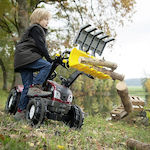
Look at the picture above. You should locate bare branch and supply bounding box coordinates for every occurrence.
[73,0,83,23]
[59,1,75,34]
[6,0,19,34]
[10,0,17,6]
[0,18,17,43]
[90,0,102,27]
[3,15,16,29]
[14,8,19,34]
[0,18,12,34]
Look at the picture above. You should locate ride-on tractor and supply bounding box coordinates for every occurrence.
[5,25,115,128]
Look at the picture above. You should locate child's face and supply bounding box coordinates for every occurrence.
[39,18,50,29]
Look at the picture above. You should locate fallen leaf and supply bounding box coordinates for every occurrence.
[35,131,46,138]
[9,134,19,139]
[95,140,102,150]
[28,142,34,147]
[0,134,4,141]
[0,111,4,115]
[57,145,65,150]
[22,125,32,130]
[108,123,113,126]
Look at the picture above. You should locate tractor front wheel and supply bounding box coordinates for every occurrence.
[26,97,45,127]
[64,105,84,129]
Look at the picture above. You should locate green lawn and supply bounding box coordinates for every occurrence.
[0,111,150,150]
[0,90,150,150]
[128,86,145,91]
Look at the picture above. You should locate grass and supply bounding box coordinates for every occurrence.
[128,86,145,93]
[128,86,148,100]
[0,90,9,110]
[0,90,150,150]
[128,86,144,91]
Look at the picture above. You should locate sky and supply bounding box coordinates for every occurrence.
[103,0,150,79]
[43,0,150,79]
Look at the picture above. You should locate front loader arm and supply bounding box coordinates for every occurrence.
[61,70,94,88]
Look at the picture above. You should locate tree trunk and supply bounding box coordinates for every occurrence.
[17,0,29,36]
[78,56,124,80]
[11,73,15,89]
[116,81,133,113]
[14,0,29,86]
[93,66,124,81]
[0,58,7,90]
[79,56,118,71]
[127,138,150,150]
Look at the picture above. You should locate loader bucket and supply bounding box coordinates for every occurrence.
[74,24,114,57]
[69,47,111,79]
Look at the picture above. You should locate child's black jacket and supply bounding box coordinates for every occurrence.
[14,24,52,72]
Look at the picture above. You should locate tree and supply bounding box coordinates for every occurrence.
[143,78,150,108]
[0,58,7,90]
[144,79,150,93]
[0,27,15,90]
[0,0,136,89]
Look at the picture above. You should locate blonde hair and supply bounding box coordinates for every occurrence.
[30,8,51,24]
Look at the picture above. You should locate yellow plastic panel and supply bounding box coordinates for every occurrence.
[69,48,111,79]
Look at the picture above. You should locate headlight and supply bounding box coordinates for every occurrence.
[54,90,61,99]
[67,95,73,103]
[50,86,54,92]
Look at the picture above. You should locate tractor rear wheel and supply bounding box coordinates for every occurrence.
[5,88,20,114]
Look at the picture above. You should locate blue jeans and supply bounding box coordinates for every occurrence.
[18,58,52,110]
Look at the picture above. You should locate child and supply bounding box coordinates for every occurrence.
[14,8,53,120]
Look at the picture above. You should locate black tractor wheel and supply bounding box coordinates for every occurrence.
[5,88,21,114]
[64,105,84,129]
[26,97,45,127]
